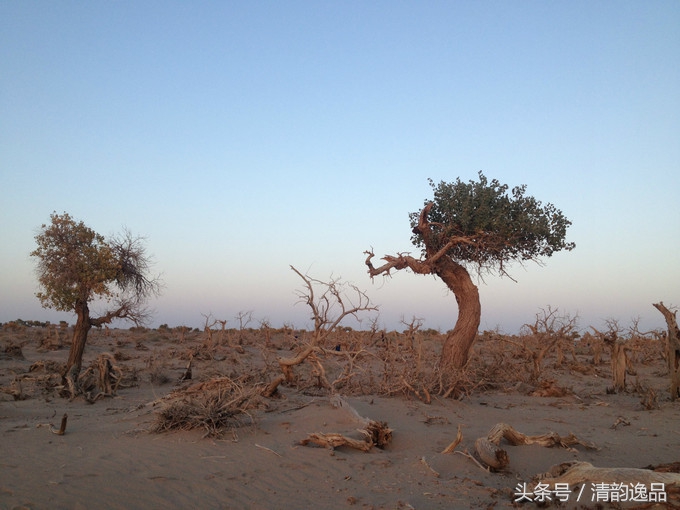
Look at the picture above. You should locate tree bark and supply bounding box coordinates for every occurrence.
[63,299,92,383]
[653,302,680,401]
[435,257,481,370]
[610,341,627,393]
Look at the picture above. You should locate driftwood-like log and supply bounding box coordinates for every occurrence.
[539,461,680,488]
[261,375,285,398]
[301,417,392,452]
[300,432,373,452]
[486,422,597,450]
[474,437,509,470]
[300,396,392,452]
[473,423,597,470]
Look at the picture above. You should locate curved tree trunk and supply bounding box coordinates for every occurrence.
[435,257,481,370]
[365,203,482,378]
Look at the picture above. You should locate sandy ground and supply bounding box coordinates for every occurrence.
[1,326,679,509]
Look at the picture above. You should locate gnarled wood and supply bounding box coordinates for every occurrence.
[365,204,481,372]
[486,422,597,449]
[475,437,509,470]
[300,432,373,451]
[473,423,596,471]
[539,461,680,487]
[653,302,680,400]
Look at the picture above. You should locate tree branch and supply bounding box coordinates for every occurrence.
[364,202,480,279]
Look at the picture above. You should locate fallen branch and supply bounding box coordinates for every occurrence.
[454,449,489,472]
[474,422,597,471]
[50,413,68,435]
[300,396,392,452]
[262,375,285,398]
[255,443,282,457]
[441,424,463,454]
[420,456,440,477]
[475,436,509,471]
[486,422,597,450]
[300,432,373,452]
[538,461,680,494]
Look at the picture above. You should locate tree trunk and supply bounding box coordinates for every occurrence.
[610,342,627,393]
[63,300,92,383]
[653,302,680,401]
[436,257,481,370]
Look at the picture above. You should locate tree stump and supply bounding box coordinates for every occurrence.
[653,302,680,400]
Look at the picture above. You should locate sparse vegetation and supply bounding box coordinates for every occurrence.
[1,309,671,409]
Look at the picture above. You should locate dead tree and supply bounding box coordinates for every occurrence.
[653,302,680,400]
[502,306,578,382]
[234,310,253,344]
[592,323,628,393]
[274,266,378,392]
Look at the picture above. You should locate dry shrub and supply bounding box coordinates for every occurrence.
[74,353,124,401]
[152,376,265,437]
[640,387,659,410]
[149,366,171,385]
[1,342,24,360]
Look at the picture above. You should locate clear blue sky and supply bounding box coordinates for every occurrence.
[1,1,678,334]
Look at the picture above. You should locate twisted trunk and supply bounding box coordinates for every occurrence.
[365,202,482,375]
[365,251,481,372]
[435,257,481,370]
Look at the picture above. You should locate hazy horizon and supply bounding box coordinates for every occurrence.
[2,2,678,336]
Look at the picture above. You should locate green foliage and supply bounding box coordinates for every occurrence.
[31,213,120,312]
[409,172,575,274]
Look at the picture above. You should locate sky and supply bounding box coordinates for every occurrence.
[1,1,679,335]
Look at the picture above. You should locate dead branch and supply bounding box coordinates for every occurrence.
[485,422,597,449]
[474,422,597,471]
[475,436,509,471]
[300,432,372,451]
[538,461,680,487]
[441,424,463,454]
[152,376,264,438]
[299,396,393,451]
[276,267,377,389]
[50,413,68,435]
[262,375,285,398]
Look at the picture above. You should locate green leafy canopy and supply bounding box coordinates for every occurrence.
[409,172,575,274]
[31,213,120,311]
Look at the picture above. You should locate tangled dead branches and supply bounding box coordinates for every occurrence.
[152,376,265,438]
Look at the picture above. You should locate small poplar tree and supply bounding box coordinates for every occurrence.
[31,212,161,391]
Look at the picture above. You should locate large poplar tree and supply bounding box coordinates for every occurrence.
[365,172,575,377]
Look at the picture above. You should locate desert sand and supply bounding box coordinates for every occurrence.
[1,323,679,509]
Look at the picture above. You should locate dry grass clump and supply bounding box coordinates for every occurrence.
[152,376,265,437]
